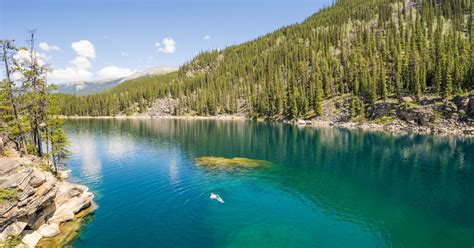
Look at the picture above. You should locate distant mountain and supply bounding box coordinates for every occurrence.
[55,66,179,96]
[54,78,124,96]
[118,66,178,83]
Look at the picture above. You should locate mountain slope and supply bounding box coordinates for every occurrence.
[58,0,473,121]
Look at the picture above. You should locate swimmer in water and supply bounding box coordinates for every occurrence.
[210,193,224,203]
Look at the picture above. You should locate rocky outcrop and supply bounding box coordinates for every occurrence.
[367,102,394,119]
[147,98,179,117]
[310,94,474,137]
[0,156,95,247]
[397,104,432,126]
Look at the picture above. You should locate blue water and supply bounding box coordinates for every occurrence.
[64,119,474,248]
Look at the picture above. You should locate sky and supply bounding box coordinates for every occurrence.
[1,0,330,83]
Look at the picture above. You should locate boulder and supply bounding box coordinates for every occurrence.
[55,182,87,207]
[401,96,414,102]
[37,223,60,238]
[61,191,94,214]
[48,208,75,224]
[296,119,306,125]
[22,231,42,248]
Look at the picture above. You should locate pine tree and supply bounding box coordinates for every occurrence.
[1,35,69,175]
[443,52,454,99]
[314,71,324,117]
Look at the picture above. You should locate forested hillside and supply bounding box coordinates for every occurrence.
[58,0,473,120]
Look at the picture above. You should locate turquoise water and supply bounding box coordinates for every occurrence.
[64,119,474,248]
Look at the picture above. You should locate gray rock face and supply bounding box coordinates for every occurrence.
[368,102,394,119]
[0,156,95,245]
[147,98,179,117]
[468,97,474,116]
[397,106,432,126]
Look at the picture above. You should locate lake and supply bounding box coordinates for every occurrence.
[64,119,474,248]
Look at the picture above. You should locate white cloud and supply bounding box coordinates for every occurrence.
[39,42,60,51]
[49,40,95,83]
[70,56,91,70]
[14,49,46,66]
[48,40,135,83]
[204,35,211,40]
[71,40,96,58]
[155,38,175,54]
[121,52,129,56]
[49,68,93,82]
[96,66,136,79]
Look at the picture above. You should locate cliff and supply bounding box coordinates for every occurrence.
[0,155,95,247]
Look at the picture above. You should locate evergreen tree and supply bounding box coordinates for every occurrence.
[53,0,472,120]
[1,35,68,175]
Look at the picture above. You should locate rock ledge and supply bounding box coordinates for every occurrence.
[0,156,95,247]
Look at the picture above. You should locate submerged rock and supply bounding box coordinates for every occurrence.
[195,157,271,169]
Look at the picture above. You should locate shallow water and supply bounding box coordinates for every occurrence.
[64,119,474,248]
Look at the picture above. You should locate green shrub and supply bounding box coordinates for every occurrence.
[0,188,19,204]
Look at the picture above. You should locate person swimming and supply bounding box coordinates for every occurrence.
[210,193,224,203]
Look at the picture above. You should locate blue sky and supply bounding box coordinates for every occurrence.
[1,0,330,83]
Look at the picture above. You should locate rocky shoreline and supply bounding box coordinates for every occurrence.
[0,155,95,247]
[61,115,474,138]
[296,119,474,137]
[58,92,474,138]
[60,92,474,138]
